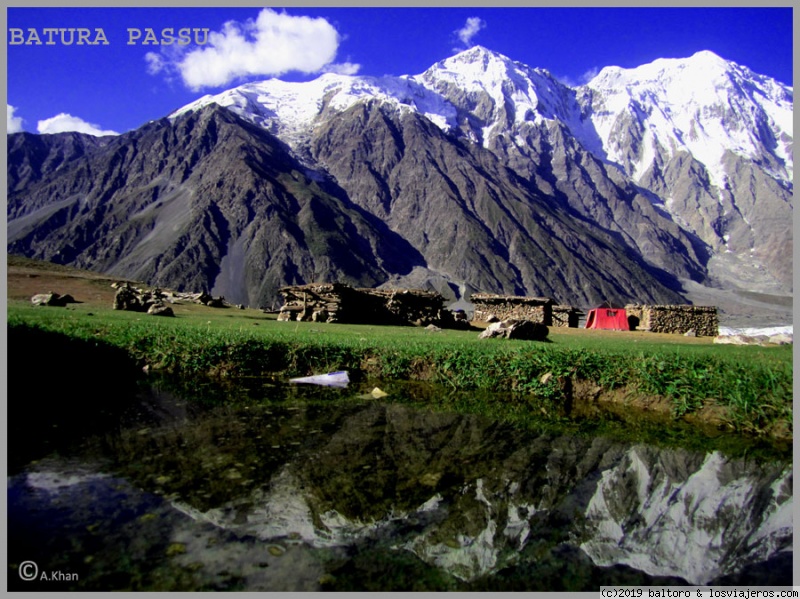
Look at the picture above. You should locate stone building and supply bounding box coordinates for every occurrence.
[277,283,456,327]
[625,304,719,337]
[470,293,555,325]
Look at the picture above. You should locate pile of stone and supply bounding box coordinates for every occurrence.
[30,292,77,307]
[471,293,554,325]
[180,291,228,308]
[625,304,719,337]
[110,282,231,315]
[478,319,549,341]
[276,283,462,328]
[112,283,174,316]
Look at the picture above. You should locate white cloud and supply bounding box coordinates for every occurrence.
[173,9,345,90]
[555,67,601,88]
[580,67,600,84]
[7,104,24,133]
[37,113,118,136]
[145,51,166,75]
[455,17,486,48]
[323,61,361,76]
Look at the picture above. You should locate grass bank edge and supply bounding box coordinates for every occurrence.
[7,301,791,440]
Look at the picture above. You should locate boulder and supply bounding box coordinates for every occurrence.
[478,319,549,341]
[768,333,793,345]
[147,303,175,317]
[31,292,79,306]
[312,309,329,322]
[713,334,765,346]
[31,292,67,307]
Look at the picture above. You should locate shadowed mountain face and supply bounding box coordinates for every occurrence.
[8,104,687,308]
[308,101,688,305]
[7,47,792,310]
[7,106,426,307]
[7,130,114,193]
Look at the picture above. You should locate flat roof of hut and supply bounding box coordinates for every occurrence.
[470,293,553,305]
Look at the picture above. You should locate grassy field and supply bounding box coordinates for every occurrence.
[6,256,793,444]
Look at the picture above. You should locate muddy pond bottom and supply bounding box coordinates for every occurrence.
[7,378,793,591]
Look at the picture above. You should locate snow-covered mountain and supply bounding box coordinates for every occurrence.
[8,46,792,318]
[577,51,793,295]
[173,46,792,300]
[173,46,582,155]
[580,50,793,186]
[173,73,457,160]
[176,46,792,189]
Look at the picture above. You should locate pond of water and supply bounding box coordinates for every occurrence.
[7,376,793,591]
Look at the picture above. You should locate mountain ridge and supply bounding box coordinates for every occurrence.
[172,46,792,297]
[7,47,793,320]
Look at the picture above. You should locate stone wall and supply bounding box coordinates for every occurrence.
[277,283,455,327]
[552,305,581,328]
[359,288,451,327]
[471,293,554,325]
[625,304,719,337]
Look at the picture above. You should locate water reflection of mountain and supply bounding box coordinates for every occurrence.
[110,391,791,588]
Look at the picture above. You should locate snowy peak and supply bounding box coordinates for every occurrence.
[582,50,793,185]
[591,50,733,88]
[174,46,793,172]
[420,45,524,86]
[588,50,791,115]
[172,44,580,153]
[415,45,578,140]
[171,46,792,190]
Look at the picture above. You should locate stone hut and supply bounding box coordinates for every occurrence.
[277,283,455,327]
[277,283,369,323]
[470,293,554,325]
[625,304,719,337]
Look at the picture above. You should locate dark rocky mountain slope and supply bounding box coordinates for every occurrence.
[8,106,425,307]
[8,104,686,308]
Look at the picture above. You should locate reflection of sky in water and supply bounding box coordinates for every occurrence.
[7,382,793,591]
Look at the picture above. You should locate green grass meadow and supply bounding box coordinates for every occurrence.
[7,297,792,442]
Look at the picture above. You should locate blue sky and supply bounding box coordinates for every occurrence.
[6,6,794,136]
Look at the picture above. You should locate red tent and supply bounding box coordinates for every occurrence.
[585,307,629,330]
